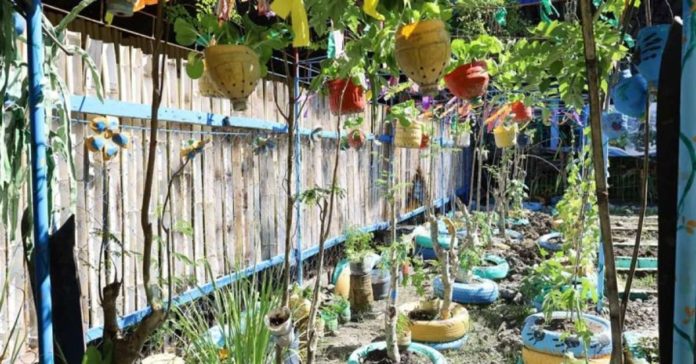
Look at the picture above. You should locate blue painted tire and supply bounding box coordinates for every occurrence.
[523,201,543,212]
[492,229,523,241]
[415,234,453,249]
[418,335,468,351]
[521,312,612,359]
[507,217,529,226]
[347,341,447,364]
[537,232,563,252]
[472,254,509,280]
[434,276,499,304]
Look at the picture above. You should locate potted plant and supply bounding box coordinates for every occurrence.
[444,34,504,101]
[450,112,473,147]
[172,12,290,110]
[345,227,375,275]
[333,297,351,324]
[394,2,452,95]
[320,308,339,335]
[390,100,422,149]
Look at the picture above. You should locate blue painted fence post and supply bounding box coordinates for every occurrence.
[673,4,696,362]
[27,0,54,362]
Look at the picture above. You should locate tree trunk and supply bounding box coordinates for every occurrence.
[578,1,623,362]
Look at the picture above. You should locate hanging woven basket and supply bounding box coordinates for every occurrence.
[395,20,451,96]
[493,124,518,149]
[394,119,423,149]
[328,79,366,115]
[444,61,489,100]
[204,45,261,111]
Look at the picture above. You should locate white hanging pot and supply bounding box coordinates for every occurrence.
[458,132,471,147]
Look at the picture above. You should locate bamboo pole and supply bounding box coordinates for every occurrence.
[578,1,622,362]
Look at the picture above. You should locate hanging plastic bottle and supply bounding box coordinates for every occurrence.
[611,68,648,118]
[636,24,671,85]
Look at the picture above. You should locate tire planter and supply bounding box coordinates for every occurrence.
[394,119,423,148]
[328,79,366,115]
[418,334,468,351]
[371,269,391,301]
[493,124,518,148]
[537,232,564,253]
[434,276,499,304]
[493,229,523,241]
[444,61,489,100]
[522,347,610,364]
[611,68,648,118]
[472,254,509,280]
[347,341,447,364]
[204,45,260,111]
[522,201,543,212]
[615,256,658,270]
[395,20,451,96]
[400,301,470,343]
[521,312,612,361]
[415,234,453,261]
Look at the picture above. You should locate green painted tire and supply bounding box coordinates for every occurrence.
[347,341,447,364]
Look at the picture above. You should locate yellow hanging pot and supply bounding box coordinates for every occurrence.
[394,119,423,149]
[394,20,450,96]
[493,124,518,149]
[204,45,261,111]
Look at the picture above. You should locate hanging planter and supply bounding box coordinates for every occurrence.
[419,133,431,149]
[371,268,391,301]
[204,45,261,111]
[320,310,339,334]
[636,24,671,85]
[347,129,366,149]
[394,119,423,149]
[611,69,648,118]
[444,61,490,100]
[106,0,136,17]
[328,79,366,115]
[511,101,533,122]
[493,124,518,149]
[457,132,471,147]
[394,20,451,95]
[521,312,612,363]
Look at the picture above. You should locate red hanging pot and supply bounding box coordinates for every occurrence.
[347,129,366,149]
[328,79,366,116]
[511,101,532,122]
[444,61,489,100]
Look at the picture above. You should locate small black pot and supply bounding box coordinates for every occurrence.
[371,269,391,301]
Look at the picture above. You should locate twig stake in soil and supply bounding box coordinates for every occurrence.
[578,1,623,362]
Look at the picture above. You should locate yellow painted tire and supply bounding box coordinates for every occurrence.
[334,267,350,298]
[400,301,469,343]
[522,347,611,364]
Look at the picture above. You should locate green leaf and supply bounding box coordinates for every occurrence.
[185,53,204,79]
[174,18,198,46]
[82,346,101,364]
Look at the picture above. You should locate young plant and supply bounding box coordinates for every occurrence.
[445,34,504,74]
[344,227,374,264]
[389,99,420,128]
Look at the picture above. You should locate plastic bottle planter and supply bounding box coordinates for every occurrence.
[434,276,499,304]
[198,68,225,98]
[347,129,366,149]
[511,101,533,122]
[328,79,366,115]
[204,45,261,111]
[107,0,136,17]
[521,312,612,364]
[394,119,423,148]
[444,61,490,100]
[265,307,295,349]
[601,112,629,140]
[337,302,351,324]
[472,254,510,280]
[493,124,518,149]
[333,260,350,298]
[371,269,391,301]
[395,20,451,96]
[321,311,339,334]
[400,301,470,343]
[611,69,648,118]
[347,342,447,364]
[636,24,671,85]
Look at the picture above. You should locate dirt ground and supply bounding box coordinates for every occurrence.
[316,209,659,364]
